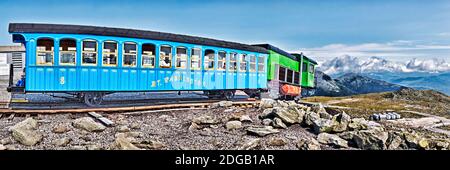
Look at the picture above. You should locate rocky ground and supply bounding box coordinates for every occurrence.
[1,97,449,150]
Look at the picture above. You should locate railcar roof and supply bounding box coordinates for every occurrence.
[291,53,318,65]
[8,23,268,54]
[252,44,298,61]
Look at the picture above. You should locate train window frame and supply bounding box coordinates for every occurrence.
[309,64,315,73]
[190,48,202,70]
[102,40,118,67]
[239,53,248,72]
[141,43,156,68]
[81,39,98,66]
[175,46,188,69]
[294,71,300,84]
[257,55,265,73]
[159,45,173,68]
[229,52,237,72]
[249,54,256,72]
[204,49,215,71]
[218,51,226,71]
[302,62,308,72]
[287,69,294,83]
[279,66,286,81]
[59,38,77,66]
[36,38,54,66]
[122,42,137,67]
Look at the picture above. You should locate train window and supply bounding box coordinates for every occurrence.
[229,52,237,71]
[123,42,137,67]
[59,39,76,65]
[82,40,97,66]
[175,47,188,69]
[294,71,300,84]
[36,38,54,65]
[302,62,308,72]
[159,45,172,68]
[309,65,315,73]
[257,56,265,72]
[218,51,226,71]
[287,69,293,83]
[249,54,256,72]
[239,54,247,72]
[204,49,215,70]
[191,48,201,70]
[102,41,118,66]
[279,67,286,81]
[142,43,156,68]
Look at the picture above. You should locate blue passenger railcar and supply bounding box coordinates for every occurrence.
[8,23,268,106]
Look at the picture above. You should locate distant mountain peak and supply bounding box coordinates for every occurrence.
[319,55,450,75]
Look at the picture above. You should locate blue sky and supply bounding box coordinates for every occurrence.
[1,0,450,62]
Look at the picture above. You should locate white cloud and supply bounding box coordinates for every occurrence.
[297,40,450,62]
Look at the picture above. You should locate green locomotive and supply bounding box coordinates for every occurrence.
[253,44,317,99]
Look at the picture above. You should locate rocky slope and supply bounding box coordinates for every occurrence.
[0,99,448,150]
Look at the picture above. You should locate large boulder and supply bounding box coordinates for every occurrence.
[312,118,334,134]
[260,108,276,119]
[313,103,332,119]
[9,118,43,146]
[259,98,277,109]
[353,129,389,150]
[348,118,370,130]
[72,117,106,132]
[272,117,288,129]
[273,106,305,124]
[329,112,351,133]
[225,121,242,130]
[317,133,348,148]
[192,115,219,125]
[246,126,280,137]
[403,132,429,149]
[303,110,320,126]
[297,138,321,150]
[386,132,407,150]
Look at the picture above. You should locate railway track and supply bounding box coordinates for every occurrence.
[0,98,259,114]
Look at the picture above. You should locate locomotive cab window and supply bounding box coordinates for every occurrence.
[36,38,54,65]
[123,42,137,67]
[279,66,286,81]
[302,62,308,72]
[176,47,188,69]
[257,55,265,72]
[82,40,97,65]
[239,54,247,72]
[309,64,315,73]
[159,45,172,68]
[59,38,76,65]
[204,49,215,70]
[218,51,226,71]
[294,71,300,84]
[229,52,237,71]
[249,54,256,72]
[142,43,156,68]
[102,41,118,66]
[287,69,294,83]
[191,48,201,70]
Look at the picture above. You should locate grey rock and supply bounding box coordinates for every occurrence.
[330,112,351,133]
[52,124,70,133]
[239,115,253,123]
[115,133,141,150]
[303,111,320,126]
[312,118,334,134]
[72,117,106,132]
[297,138,321,150]
[353,129,389,150]
[259,99,277,109]
[192,115,219,124]
[9,118,43,146]
[348,118,369,130]
[317,133,348,148]
[240,138,260,150]
[273,106,305,124]
[53,137,71,146]
[262,119,272,126]
[268,137,288,146]
[225,121,242,130]
[246,126,280,137]
[272,117,288,129]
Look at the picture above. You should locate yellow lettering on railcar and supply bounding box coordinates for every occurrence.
[151,81,156,87]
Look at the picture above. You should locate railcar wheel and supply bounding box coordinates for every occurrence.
[84,92,104,107]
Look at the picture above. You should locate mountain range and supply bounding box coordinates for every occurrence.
[316,55,450,95]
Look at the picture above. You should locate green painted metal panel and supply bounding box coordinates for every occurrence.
[301,60,317,88]
[267,50,299,80]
